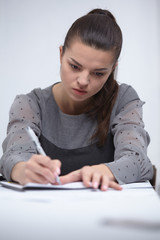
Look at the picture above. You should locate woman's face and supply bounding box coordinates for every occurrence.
[59,40,116,104]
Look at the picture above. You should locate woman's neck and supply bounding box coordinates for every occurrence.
[52,83,90,115]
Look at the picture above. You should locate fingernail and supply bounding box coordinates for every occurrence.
[56,167,60,175]
[102,185,108,191]
[56,176,61,185]
[93,182,98,189]
[89,182,92,187]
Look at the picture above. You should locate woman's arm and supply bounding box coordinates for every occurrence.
[106,99,153,184]
[0,93,61,184]
[60,99,153,190]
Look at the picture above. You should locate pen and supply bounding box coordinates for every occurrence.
[26,126,61,184]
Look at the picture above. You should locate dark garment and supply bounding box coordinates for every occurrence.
[39,133,114,176]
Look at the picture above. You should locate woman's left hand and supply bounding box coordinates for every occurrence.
[60,164,122,191]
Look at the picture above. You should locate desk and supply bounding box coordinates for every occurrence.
[0,181,160,240]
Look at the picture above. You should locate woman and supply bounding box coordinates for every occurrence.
[0,8,153,191]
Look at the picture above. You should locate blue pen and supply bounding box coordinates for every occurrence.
[26,126,61,184]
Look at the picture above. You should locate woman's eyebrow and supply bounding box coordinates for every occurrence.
[70,58,82,67]
[94,67,109,71]
[69,57,109,71]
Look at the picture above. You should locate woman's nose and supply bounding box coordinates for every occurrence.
[77,71,90,87]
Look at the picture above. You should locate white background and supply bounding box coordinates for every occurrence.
[0,0,159,189]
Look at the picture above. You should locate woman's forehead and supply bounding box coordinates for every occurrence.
[64,40,115,67]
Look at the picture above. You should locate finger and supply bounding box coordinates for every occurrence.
[81,166,93,187]
[100,174,122,191]
[32,155,53,168]
[24,168,49,185]
[82,166,102,189]
[30,155,61,181]
[91,172,101,189]
[38,157,61,180]
[109,181,122,190]
[26,157,56,183]
[100,175,110,191]
[60,170,81,184]
[50,159,61,176]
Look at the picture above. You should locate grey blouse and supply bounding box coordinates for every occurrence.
[0,83,153,184]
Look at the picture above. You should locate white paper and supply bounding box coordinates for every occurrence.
[121,181,152,189]
[0,181,90,190]
[0,180,153,193]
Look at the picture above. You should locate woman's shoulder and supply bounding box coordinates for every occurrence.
[9,85,56,114]
[109,83,141,123]
[113,83,140,115]
[118,83,139,99]
[27,85,53,103]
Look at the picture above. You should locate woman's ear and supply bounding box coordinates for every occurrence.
[113,62,118,80]
[112,61,118,71]
[59,45,63,64]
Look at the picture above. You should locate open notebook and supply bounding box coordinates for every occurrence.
[0,181,91,191]
[0,180,152,191]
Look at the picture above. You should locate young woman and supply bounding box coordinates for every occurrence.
[0,8,153,191]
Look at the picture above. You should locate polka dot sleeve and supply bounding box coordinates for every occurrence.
[0,94,42,181]
[106,100,153,184]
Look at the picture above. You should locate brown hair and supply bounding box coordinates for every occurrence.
[63,9,122,146]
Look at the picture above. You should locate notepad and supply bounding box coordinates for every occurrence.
[0,180,152,192]
[0,181,90,191]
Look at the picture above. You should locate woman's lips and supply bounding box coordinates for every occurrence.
[72,88,87,96]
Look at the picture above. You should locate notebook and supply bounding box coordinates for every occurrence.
[0,181,91,191]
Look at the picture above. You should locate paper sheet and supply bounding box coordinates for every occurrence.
[0,181,90,191]
[0,180,153,192]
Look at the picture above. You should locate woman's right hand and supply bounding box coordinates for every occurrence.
[11,154,61,185]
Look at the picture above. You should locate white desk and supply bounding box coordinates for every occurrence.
[0,181,160,240]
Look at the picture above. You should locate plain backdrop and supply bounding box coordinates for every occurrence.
[0,0,159,190]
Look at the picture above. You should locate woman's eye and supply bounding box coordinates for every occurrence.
[94,72,104,77]
[70,64,79,70]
